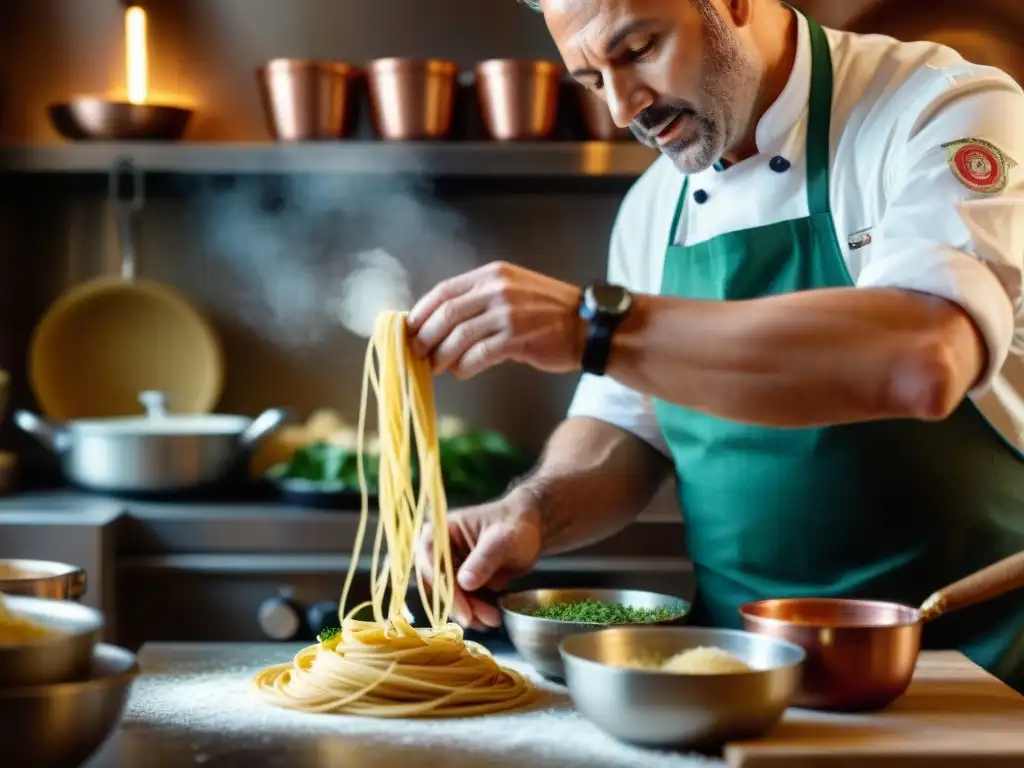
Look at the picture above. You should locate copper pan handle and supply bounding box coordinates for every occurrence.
[919,551,1024,622]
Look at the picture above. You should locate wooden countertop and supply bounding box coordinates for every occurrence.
[727,651,1024,767]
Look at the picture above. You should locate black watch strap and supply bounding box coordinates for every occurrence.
[581,322,613,375]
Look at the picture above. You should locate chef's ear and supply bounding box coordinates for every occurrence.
[717,0,753,28]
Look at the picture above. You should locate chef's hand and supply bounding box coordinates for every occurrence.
[414,489,541,630]
[407,262,584,379]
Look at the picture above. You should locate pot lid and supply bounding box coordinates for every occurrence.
[68,391,249,436]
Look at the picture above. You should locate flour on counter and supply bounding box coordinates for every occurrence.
[118,645,724,768]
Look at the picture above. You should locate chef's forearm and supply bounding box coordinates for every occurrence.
[607,287,986,427]
[511,417,671,556]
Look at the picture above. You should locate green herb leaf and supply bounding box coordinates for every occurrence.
[317,626,341,642]
[523,600,683,625]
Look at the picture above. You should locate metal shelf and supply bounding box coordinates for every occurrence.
[0,141,657,178]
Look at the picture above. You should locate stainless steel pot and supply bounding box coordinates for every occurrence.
[0,643,138,768]
[14,391,289,493]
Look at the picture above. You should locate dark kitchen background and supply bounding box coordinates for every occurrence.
[0,0,1019,646]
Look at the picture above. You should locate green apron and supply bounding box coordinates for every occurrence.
[651,14,1024,693]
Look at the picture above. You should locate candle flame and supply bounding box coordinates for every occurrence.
[125,5,148,105]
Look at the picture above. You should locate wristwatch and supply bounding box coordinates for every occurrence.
[579,283,633,376]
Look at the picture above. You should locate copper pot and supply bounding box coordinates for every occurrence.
[365,58,458,141]
[256,59,356,141]
[577,88,632,142]
[475,59,562,141]
[740,551,1024,711]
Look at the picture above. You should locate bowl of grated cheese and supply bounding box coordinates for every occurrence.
[560,626,805,749]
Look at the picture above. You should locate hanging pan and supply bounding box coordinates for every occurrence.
[27,160,224,420]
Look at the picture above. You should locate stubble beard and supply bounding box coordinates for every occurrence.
[632,9,759,174]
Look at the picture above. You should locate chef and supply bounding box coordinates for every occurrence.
[409,0,1024,692]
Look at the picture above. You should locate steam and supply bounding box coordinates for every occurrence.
[330,248,414,339]
[191,175,477,345]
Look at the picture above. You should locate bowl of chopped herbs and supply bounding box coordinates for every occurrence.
[499,588,690,678]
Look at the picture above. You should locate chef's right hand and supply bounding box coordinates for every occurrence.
[414,488,542,631]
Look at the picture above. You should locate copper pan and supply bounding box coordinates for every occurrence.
[49,98,193,142]
[365,58,458,141]
[740,551,1024,711]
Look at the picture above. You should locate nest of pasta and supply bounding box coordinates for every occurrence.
[252,312,535,718]
[256,617,532,717]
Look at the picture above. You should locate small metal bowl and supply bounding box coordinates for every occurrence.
[0,595,103,686]
[0,643,138,768]
[0,559,87,601]
[560,627,805,749]
[49,97,193,141]
[500,588,689,678]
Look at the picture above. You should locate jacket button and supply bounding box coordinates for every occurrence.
[693,189,709,204]
[770,155,791,173]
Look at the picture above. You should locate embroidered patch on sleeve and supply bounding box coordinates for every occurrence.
[942,138,1017,194]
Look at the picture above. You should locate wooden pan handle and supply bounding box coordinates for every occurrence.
[919,551,1024,622]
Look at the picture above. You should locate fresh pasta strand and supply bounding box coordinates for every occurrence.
[252,311,534,718]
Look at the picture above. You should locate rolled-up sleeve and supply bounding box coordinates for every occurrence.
[566,176,671,457]
[856,74,1024,392]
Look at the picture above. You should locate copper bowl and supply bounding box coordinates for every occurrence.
[365,58,458,141]
[740,551,1024,711]
[578,88,632,142]
[475,59,562,141]
[49,98,193,141]
[256,58,356,141]
[0,559,87,601]
[740,597,922,711]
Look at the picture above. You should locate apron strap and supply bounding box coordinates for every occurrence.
[666,175,690,248]
[664,11,834,247]
[804,14,834,217]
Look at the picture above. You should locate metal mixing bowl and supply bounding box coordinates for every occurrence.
[0,559,87,600]
[0,643,138,768]
[500,588,689,678]
[0,595,103,686]
[560,627,805,749]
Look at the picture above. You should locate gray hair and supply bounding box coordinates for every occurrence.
[520,0,712,12]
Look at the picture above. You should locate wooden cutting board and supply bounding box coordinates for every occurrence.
[726,652,1024,767]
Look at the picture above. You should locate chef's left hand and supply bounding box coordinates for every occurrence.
[407,262,584,379]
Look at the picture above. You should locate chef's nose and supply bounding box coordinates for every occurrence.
[604,72,653,129]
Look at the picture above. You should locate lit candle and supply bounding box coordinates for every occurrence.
[125,5,148,105]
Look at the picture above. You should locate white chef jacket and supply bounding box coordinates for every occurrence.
[569,12,1024,456]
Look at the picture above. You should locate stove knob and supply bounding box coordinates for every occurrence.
[307,601,341,637]
[257,592,303,641]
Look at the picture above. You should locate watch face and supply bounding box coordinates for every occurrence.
[588,284,632,315]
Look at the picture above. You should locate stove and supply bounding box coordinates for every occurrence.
[0,484,694,648]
